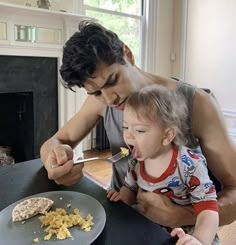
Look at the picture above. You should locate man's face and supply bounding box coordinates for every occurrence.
[83,61,141,110]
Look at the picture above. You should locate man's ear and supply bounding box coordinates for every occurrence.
[162,128,176,146]
[123,45,135,65]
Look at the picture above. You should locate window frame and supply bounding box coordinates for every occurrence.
[77,0,187,76]
[79,0,149,70]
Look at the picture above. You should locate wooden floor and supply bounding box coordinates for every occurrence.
[83,149,112,189]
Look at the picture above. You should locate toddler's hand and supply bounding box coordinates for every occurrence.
[171,228,202,245]
[107,188,121,202]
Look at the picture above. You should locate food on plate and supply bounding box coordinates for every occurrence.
[32,237,39,243]
[39,207,94,240]
[12,195,95,241]
[12,197,54,222]
[120,147,129,157]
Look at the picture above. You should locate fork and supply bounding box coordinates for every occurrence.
[50,151,126,168]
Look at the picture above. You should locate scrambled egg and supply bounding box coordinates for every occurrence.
[32,237,39,243]
[120,147,129,157]
[39,207,94,240]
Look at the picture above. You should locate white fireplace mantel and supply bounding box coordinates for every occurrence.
[0,2,92,156]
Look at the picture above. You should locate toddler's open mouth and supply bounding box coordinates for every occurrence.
[127,145,141,159]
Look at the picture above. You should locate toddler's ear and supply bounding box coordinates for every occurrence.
[162,128,176,146]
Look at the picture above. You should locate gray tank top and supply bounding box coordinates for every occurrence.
[176,80,199,148]
[104,80,199,190]
[104,108,127,190]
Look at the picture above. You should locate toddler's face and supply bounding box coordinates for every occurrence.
[122,106,166,160]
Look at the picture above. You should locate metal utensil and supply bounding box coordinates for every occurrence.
[50,151,126,169]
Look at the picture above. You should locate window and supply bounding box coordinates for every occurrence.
[83,0,143,67]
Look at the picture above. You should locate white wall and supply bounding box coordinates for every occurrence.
[152,0,184,78]
[0,0,26,5]
[185,0,236,141]
[185,0,236,111]
[0,0,76,12]
[154,0,174,76]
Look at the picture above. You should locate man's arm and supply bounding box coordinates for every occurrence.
[40,95,105,185]
[192,89,236,226]
[137,188,196,228]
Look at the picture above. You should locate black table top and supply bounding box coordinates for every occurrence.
[0,159,177,245]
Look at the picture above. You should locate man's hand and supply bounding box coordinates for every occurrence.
[44,144,84,186]
[136,188,196,227]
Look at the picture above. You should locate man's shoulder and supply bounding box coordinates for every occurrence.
[85,95,106,117]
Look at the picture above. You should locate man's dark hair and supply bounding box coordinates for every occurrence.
[60,20,125,90]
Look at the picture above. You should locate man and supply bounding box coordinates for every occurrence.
[40,20,236,228]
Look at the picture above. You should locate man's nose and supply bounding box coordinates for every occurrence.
[102,90,116,106]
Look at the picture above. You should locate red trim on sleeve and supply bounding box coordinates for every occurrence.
[193,200,218,215]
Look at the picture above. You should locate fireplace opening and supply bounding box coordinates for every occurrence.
[0,55,58,164]
[0,92,33,163]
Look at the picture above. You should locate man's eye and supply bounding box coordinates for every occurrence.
[94,90,102,96]
[107,75,118,86]
[107,79,116,86]
[122,126,128,130]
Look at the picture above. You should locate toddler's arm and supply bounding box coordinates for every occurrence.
[171,209,218,244]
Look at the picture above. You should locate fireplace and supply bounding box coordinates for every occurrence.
[0,3,94,159]
[0,55,58,163]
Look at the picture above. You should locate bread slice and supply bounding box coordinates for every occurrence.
[12,197,54,222]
